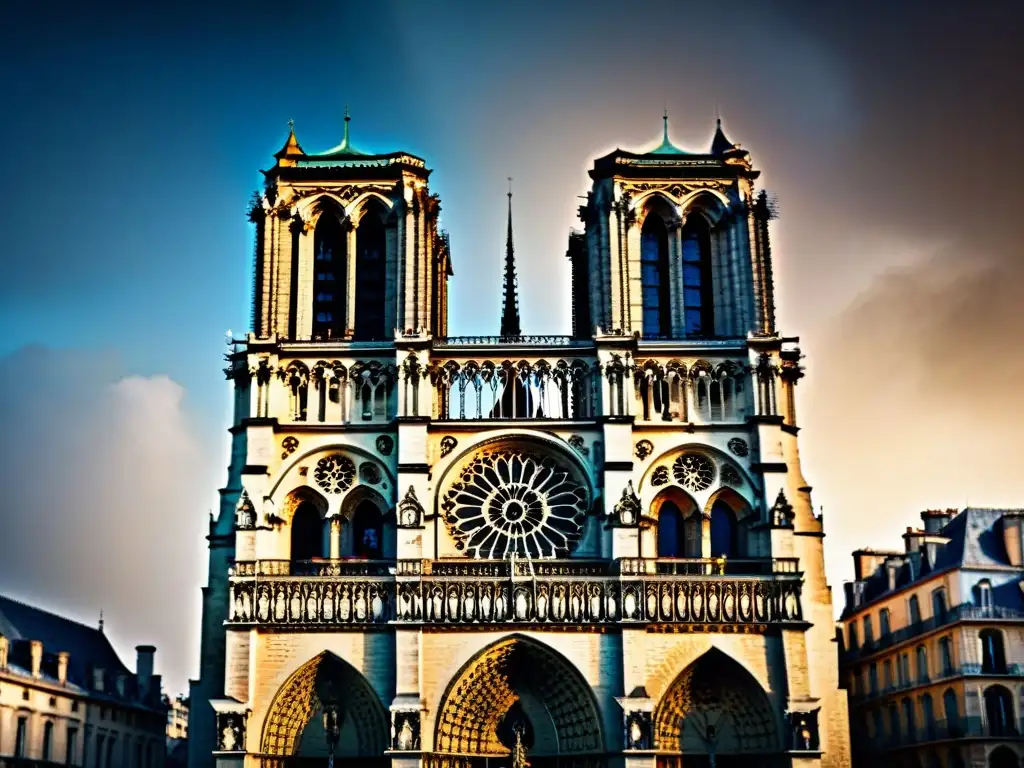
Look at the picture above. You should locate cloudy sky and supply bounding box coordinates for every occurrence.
[1,0,1022,695]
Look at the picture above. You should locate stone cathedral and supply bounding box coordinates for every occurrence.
[187,113,852,768]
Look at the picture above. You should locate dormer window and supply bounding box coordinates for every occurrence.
[977,580,992,612]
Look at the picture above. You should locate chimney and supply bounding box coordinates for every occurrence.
[30,640,43,678]
[0,635,8,669]
[57,652,69,685]
[93,666,105,692]
[921,509,956,534]
[852,549,892,581]
[136,645,155,700]
[886,561,899,592]
[1001,512,1024,567]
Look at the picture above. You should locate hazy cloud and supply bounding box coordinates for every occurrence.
[0,346,218,696]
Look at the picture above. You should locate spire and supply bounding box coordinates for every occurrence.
[320,104,366,156]
[647,107,688,155]
[98,609,104,633]
[274,119,306,166]
[500,177,521,338]
[711,116,737,155]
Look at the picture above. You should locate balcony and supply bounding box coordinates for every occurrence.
[865,717,1024,752]
[225,557,803,629]
[850,664,1024,705]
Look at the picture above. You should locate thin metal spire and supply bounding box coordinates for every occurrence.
[343,105,351,146]
[500,177,522,338]
[663,104,670,144]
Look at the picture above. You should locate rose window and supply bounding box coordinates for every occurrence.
[441,448,588,559]
[672,453,716,493]
[313,454,356,494]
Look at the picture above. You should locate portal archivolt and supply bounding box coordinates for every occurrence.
[434,636,604,757]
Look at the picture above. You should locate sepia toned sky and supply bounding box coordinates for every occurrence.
[1,0,1022,696]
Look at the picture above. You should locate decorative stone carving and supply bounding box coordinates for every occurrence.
[727,437,749,457]
[673,453,716,493]
[634,440,653,460]
[313,454,356,494]
[235,491,256,531]
[787,708,820,751]
[439,435,458,458]
[720,464,743,487]
[624,710,652,750]
[359,462,382,485]
[391,711,421,751]
[651,466,669,487]
[376,435,394,456]
[397,486,424,528]
[280,436,299,459]
[771,489,795,527]
[441,447,588,559]
[567,434,587,456]
[216,711,247,752]
[614,481,642,526]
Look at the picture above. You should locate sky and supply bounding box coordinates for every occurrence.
[0,0,1022,697]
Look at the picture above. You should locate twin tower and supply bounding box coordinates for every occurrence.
[188,113,852,768]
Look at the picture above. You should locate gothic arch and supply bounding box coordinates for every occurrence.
[432,635,605,757]
[260,651,389,757]
[269,445,397,501]
[653,647,780,755]
[679,190,730,225]
[636,192,681,229]
[347,192,393,224]
[281,486,329,523]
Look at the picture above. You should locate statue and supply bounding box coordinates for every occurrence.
[512,721,530,768]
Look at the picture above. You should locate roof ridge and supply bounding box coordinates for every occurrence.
[0,593,105,637]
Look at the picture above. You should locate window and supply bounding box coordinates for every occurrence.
[980,629,1007,674]
[898,653,911,686]
[902,697,915,739]
[96,736,106,768]
[657,502,684,558]
[921,693,935,739]
[939,636,954,675]
[312,208,348,341]
[72,700,78,712]
[977,580,992,612]
[23,688,30,700]
[888,703,901,744]
[932,588,947,620]
[848,622,859,651]
[43,721,54,761]
[908,595,921,625]
[353,202,387,341]
[135,741,142,768]
[680,213,714,336]
[868,663,879,694]
[883,659,894,690]
[67,727,78,766]
[352,500,383,559]
[943,688,960,736]
[880,608,891,637]
[872,709,884,741]
[863,615,874,645]
[916,645,929,682]
[640,213,671,336]
[709,501,738,557]
[15,716,27,757]
[983,685,1015,736]
[290,501,324,561]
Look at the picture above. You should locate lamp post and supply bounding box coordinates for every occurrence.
[322,703,341,768]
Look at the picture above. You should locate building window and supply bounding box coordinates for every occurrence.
[352,500,384,559]
[902,697,916,740]
[880,607,891,636]
[983,685,1016,736]
[353,202,387,341]
[908,595,921,625]
[680,213,714,336]
[980,629,1007,674]
[43,721,54,761]
[312,209,348,341]
[868,662,879,695]
[863,615,874,645]
[71,700,79,712]
[898,653,911,686]
[709,501,738,557]
[848,622,859,651]
[888,703,901,745]
[15,716,27,757]
[916,645,929,682]
[23,688,30,700]
[939,635,954,675]
[290,501,324,561]
[921,693,935,739]
[67,727,78,766]
[977,580,993,612]
[96,736,106,768]
[883,659,894,690]
[943,688,960,736]
[932,588,948,620]
[640,213,671,336]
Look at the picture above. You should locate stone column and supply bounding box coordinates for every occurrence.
[329,518,342,559]
[345,222,358,338]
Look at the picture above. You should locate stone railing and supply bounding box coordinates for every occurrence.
[226,557,802,628]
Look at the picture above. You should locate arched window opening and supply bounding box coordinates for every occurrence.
[984,685,1015,736]
[657,501,684,558]
[868,662,878,694]
[640,213,671,336]
[312,210,347,341]
[989,746,1019,768]
[683,510,702,558]
[916,645,929,682]
[880,608,892,637]
[980,629,1007,674]
[943,688,961,736]
[695,377,710,420]
[888,703,901,745]
[939,635,955,675]
[932,588,948,620]
[977,579,993,612]
[680,213,714,337]
[352,500,383,559]
[709,500,737,557]
[354,203,387,341]
[921,694,936,739]
[42,721,53,761]
[291,501,324,561]
[848,623,859,651]
[709,379,723,420]
[909,595,921,625]
[949,749,966,768]
[902,697,916,741]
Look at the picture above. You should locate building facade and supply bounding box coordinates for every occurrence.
[188,114,851,768]
[0,596,166,768]
[839,508,1024,768]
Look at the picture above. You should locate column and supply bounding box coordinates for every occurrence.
[345,222,357,338]
[329,518,341,559]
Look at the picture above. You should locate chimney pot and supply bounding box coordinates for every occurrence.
[136,645,155,701]
[30,640,43,678]
[0,635,8,669]
[57,652,69,685]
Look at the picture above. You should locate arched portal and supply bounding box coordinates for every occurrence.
[989,746,1019,768]
[261,651,389,760]
[434,636,604,761]
[654,648,780,762]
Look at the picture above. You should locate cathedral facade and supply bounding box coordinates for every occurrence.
[187,114,851,768]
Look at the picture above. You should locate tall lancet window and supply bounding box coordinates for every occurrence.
[640,214,671,336]
[312,210,347,340]
[681,214,715,336]
[354,201,387,341]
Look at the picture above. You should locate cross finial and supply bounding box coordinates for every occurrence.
[508,176,513,197]
[98,609,104,632]
[662,105,670,143]
[344,104,350,121]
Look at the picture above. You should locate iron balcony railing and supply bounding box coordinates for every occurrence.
[862,716,1024,752]
[850,663,1024,704]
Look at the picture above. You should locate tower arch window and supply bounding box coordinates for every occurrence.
[352,500,384,559]
[983,685,1015,736]
[312,209,348,341]
[640,213,671,336]
[709,500,738,557]
[680,213,714,337]
[290,501,324,561]
[354,202,387,341]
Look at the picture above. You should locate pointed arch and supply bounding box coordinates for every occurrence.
[354,197,388,341]
[651,487,702,558]
[311,200,349,341]
[260,651,389,757]
[640,210,672,337]
[680,208,715,337]
[653,647,780,755]
[433,635,604,757]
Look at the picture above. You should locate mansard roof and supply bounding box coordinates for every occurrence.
[0,594,131,690]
